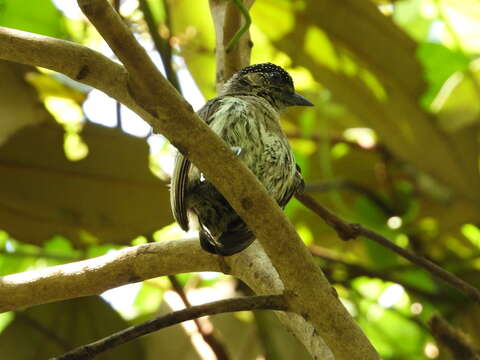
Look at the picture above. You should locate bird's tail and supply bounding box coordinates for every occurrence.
[200,226,255,256]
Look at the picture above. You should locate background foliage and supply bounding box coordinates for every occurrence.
[0,0,479,358]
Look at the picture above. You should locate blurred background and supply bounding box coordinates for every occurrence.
[0,0,480,359]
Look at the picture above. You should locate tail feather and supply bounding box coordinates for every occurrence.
[199,228,255,256]
[199,229,218,254]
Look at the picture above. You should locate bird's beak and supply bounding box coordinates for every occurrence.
[285,92,314,107]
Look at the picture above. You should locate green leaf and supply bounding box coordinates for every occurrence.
[43,236,77,255]
[0,0,66,38]
[0,312,14,334]
[397,269,438,293]
[393,0,434,41]
[358,308,426,359]
[86,244,119,258]
[0,252,36,276]
[133,283,163,316]
[433,60,480,132]
[418,42,470,107]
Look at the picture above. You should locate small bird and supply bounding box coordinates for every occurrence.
[170,63,313,256]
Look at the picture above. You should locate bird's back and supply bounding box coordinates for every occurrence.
[181,95,299,255]
[202,96,297,202]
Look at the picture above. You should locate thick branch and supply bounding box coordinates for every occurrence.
[0,239,219,313]
[0,26,154,127]
[228,242,335,359]
[296,193,480,304]
[0,239,334,359]
[54,295,287,360]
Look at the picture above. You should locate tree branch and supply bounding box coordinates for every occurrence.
[296,193,480,304]
[429,315,480,360]
[0,239,220,313]
[53,295,287,360]
[226,242,335,359]
[0,26,153,127]
[0,239,334,359]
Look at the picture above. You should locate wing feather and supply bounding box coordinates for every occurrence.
[169,98,223,231]
[170,153,191,231]
[278,164,304,208]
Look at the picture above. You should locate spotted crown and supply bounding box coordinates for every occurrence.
[238,63,293,87]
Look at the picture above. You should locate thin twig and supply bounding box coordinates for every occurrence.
[168,275,230,360]
[112,0,124,130]
[296,193,480,304]
[429,315,480,360]
[52,295,287,360]
[138,0,180,91]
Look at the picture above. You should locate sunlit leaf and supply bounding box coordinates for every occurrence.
[133,282,163,316]
[418,42,470,107]
[0,0,66,38]
[432,59,480,131]
[393,0,435,41]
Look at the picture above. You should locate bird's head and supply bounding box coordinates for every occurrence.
[222,63,314,110]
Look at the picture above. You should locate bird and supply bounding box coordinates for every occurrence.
[170,63,313,256]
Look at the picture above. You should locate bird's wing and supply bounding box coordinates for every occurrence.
[170,152,191,231]
[170,98,223,231]
[278,163,304,208]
